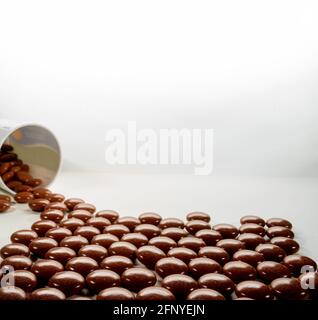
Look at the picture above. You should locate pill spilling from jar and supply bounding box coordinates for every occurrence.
[0,144,317,300]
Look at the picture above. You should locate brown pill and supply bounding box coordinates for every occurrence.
[40,209,64,223]
[0,152,17,162]
[1,255,32,270]
[86,269,121,292]
[64,198,84,211]
[1,144,13,152]
[101,255,133,275]
[2,171,14,182]
[45,202,68,212]
[108,241,137,259]
[32,220,57,237]
[68,210,92,222]
[134,224,161,239]
[74,226,100,241]
[167,247,197,264]
[270,277,307,300]
[198,273,235,296]
[0,286,26,300]
[136,286,176,300]
[104,224,130,238]
[27,178,42,188]
[0,200,10,212]
[20,164,29,172]
[30,288,66,300]
[185,220,211,235]
[60,218,85,232]
[122,267,157,292]
[186,211,211,222]
[223,261,257,283]
[255,243,286,262]
[178,236,205,252]
[95,210,119,223]
[232,250,264,267]
[11,229,38,246]
[29,237,58,257]
[78,244,108,263]
[159,218,184,229]
[283,255,317,276]
[7,180,22,190]
[187,288,225,300]
[11,270,37,292]
[16,171,33,184]
[31,259,64,280]
[139,212,162,225]
[91,233,119,249]
[15,185,33,193]
[161,227,188,242]
[86,217,111,231]
[162,274,197,298]
[32,188,51,199]
[97,287,135,300]
[213,224,239,239]
[46,227,73,243]
[237,233,266,249]
[155,257,188,278]
[66,257,99,276]
[0,243,30,258]
[240,215,265,226]
[47,193,65,203]
[235,280,274,300]
[60,236,89,252]
[148,236,177,253]
[270,237,299,255]
[198,246,230,265]
[257,261,291,283]
[189,257,222,279]
[28,199,50,212]
[195,229,223,246]
[48,271,85,296]
[136,245,166,269]
[45,247,77,265]
[216,239,245,256]
[239,223,266,236]
[0,163,11,175]
[67,295,93,300]
[0,195,11,203]
[117,216,140,230]
[266,226,294,239]
[73,203,96,213]
[121,233,148,248]
[266,218,292,229]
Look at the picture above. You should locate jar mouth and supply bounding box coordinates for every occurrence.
[0,123,61,194]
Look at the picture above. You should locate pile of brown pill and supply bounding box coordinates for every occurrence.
[0,143,317,300]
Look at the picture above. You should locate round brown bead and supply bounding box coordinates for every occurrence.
[148,236,177,253]
[121,233,148,248]
[162,274,197,298]
[11,229,38,246]
[66,256,99,276]
[155,257,188,278]
[198,246,230,266]
[121,267,157,292]
[189,257,222,279]
[29,237,58,257]
[213,224,239,239]
[78,245,108,263]
[235,280,274,300]
[136,286,175,300]
[136,245,166,269]
[86,269,121,292]
[48,271,85,296]
[240,215,265,226]
[186,212,211,222]
[257,261,291,283]
[101,255,133,275]
[187,288,225,300]
[198,273,235,296]
[108,241,137,259]
[97,287,134,300]
[167,247,197,264]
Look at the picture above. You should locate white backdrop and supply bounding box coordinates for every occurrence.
[0,1,318,259]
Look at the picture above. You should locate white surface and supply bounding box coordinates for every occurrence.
[1,172,318,262]
[0,1,317,177]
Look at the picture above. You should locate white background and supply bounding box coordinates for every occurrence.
[0,1,317,260]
